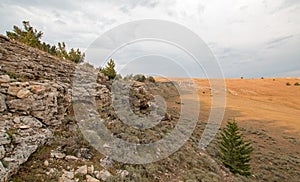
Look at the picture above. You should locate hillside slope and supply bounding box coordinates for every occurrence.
[0,35,238,182]
[158,77,300,181]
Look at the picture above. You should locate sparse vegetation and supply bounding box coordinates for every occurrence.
[218,120,253,176]
[147,76,156,83]
[133,74,146,82]
[123,74,155,83]
[6,21,85,63]
[286,82,291,86]
[294,82,300,86]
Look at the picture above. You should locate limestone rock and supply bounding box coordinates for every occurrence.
[0,145,5,159]
[95,169,111,181]
[75,147,93,160]
[7,97,33,111]
[117,169,129,178]
[50,151,66,159]
[0,75,10,83]
[0,93,6,112]
[62,169,74,179]
[7,85,23,96]
[87,165,94,174]
[65,155,79,161]
[44,160,49,167]
[0,132,11,145]
[75,165,87,176]
[16,88,32,98]
[100,156,114,169]
[0,35,110,181]
[18,125,30,129]
[30,85,46,94]
[86,175,100,182]
[0,161,8,182]
[58,176,75,182]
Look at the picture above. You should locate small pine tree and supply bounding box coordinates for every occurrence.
[101,59,117,80]
[6,21,84,63]
[7,21,43,48]
[218,120,253,176]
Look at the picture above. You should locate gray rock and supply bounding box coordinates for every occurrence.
[0,161,8,182]
[13,117,20,124]
[0,36,111,181]
[20,116,43,128]
[76,147,93,160]
[117,169,129,178]
[100,156,114,169]
[0,145,5,159]
[0,132,10,145]
[0,93,6,112]
[50,151,66,159]
[62,169,74,179]
[7,97,33,111]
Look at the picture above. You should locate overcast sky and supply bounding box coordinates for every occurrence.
[1,0,299,78]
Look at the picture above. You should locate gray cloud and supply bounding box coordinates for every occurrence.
[266,35,294,49]
[279,0,300,10]
[1,0,78,10]
[0,0,299,78]
[119,0,159,13]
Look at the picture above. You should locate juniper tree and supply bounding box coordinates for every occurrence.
[218,120,253,176]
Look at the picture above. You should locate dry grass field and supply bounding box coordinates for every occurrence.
[157,77,300,180]
[158,77,300,136]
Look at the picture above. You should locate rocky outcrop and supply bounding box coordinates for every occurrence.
[0,35,110,181]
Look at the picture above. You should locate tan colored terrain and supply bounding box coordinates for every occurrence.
[158,78,300,136]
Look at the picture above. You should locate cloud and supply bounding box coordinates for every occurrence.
[266,35,294,49]
[0,0,299,78]
[118,0,159,13]
[278,0,300,10]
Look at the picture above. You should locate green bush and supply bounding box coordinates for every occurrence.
[101,59,117,80]
[133,74,146,82]
[147,76,155,83]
